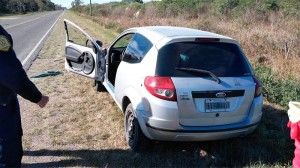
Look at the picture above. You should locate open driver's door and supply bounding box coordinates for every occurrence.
[63,19,106,81]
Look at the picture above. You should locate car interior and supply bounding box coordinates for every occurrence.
[108,47,124,86]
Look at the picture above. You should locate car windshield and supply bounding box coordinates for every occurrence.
[155,42,253,77]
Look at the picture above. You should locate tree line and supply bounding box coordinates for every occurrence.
[71,0,299,18]
[70,0,143,8]
[0,0,62,14]
[156,0,299,17]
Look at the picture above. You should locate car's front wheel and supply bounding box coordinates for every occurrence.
[124,103,151,151]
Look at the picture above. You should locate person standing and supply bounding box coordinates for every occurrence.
[0,25,49,167]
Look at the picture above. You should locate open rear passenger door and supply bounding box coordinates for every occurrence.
[63,19,106,81]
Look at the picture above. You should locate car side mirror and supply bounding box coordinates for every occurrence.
[96,40,103,47]
[93,40,103,54]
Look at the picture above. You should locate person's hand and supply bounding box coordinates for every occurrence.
[37,95,49,108]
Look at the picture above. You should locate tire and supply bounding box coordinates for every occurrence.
[94,80,106,92]
[124,103,151,151]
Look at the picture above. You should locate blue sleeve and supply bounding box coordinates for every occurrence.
[0,49,42,103]
[0,26,42,103]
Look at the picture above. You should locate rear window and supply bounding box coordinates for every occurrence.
[155,42,253,77]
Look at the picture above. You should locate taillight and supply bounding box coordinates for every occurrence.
[253,76,262,98]
[144,76,177,101]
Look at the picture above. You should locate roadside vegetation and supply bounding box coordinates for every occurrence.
[0,0,62,15]
[71,0,300,110]
[20,8,296,167]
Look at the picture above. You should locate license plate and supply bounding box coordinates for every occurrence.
[205,99,230,112]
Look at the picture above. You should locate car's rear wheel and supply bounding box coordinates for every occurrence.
[124,103,150,151]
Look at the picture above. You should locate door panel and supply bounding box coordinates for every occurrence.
[64,19,105,79]
[65,46,82,62]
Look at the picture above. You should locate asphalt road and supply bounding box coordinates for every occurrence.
[0,11,63,70]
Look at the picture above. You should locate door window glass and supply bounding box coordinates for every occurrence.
[66,23,93,48]
[112,33,134,49]
[123,33,153,63]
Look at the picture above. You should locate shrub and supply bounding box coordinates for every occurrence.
[92,4,112,17]
[142,2,159,18]
[214,0,239,14]
[264,0,280,11]
[71,5,85,13]
[280,0,300,17]
[158,0,210,17]
[105,22,118,29]
[254,64,300,109]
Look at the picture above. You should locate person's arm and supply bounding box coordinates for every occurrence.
[0,32,48,107]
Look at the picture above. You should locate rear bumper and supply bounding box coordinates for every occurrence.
[144,122,259,141]
[136,94,262,141]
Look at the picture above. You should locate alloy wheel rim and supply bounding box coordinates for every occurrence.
[127,111,135,140]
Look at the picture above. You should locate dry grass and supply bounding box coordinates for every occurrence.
[19,10,294,167]
[81,9,300,82]
[20,11,126,167]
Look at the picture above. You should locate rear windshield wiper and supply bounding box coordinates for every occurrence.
[175,68,221,84]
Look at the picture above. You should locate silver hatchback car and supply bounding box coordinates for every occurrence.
[64,19,263,151]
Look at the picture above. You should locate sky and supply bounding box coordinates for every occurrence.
[51,0,151,8]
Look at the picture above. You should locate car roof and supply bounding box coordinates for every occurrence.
[128,26,232,40]
[125,26,236,47]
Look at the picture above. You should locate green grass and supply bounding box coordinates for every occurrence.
[254,64,300,109]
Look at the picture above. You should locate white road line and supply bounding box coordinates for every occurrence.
[21,12,63,66]
[0,17,19,20]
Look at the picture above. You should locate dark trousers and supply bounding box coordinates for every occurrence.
[0,136,23,167]
[0,97,23,167]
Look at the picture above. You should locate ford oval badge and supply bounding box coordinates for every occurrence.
[216,92,226,98]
